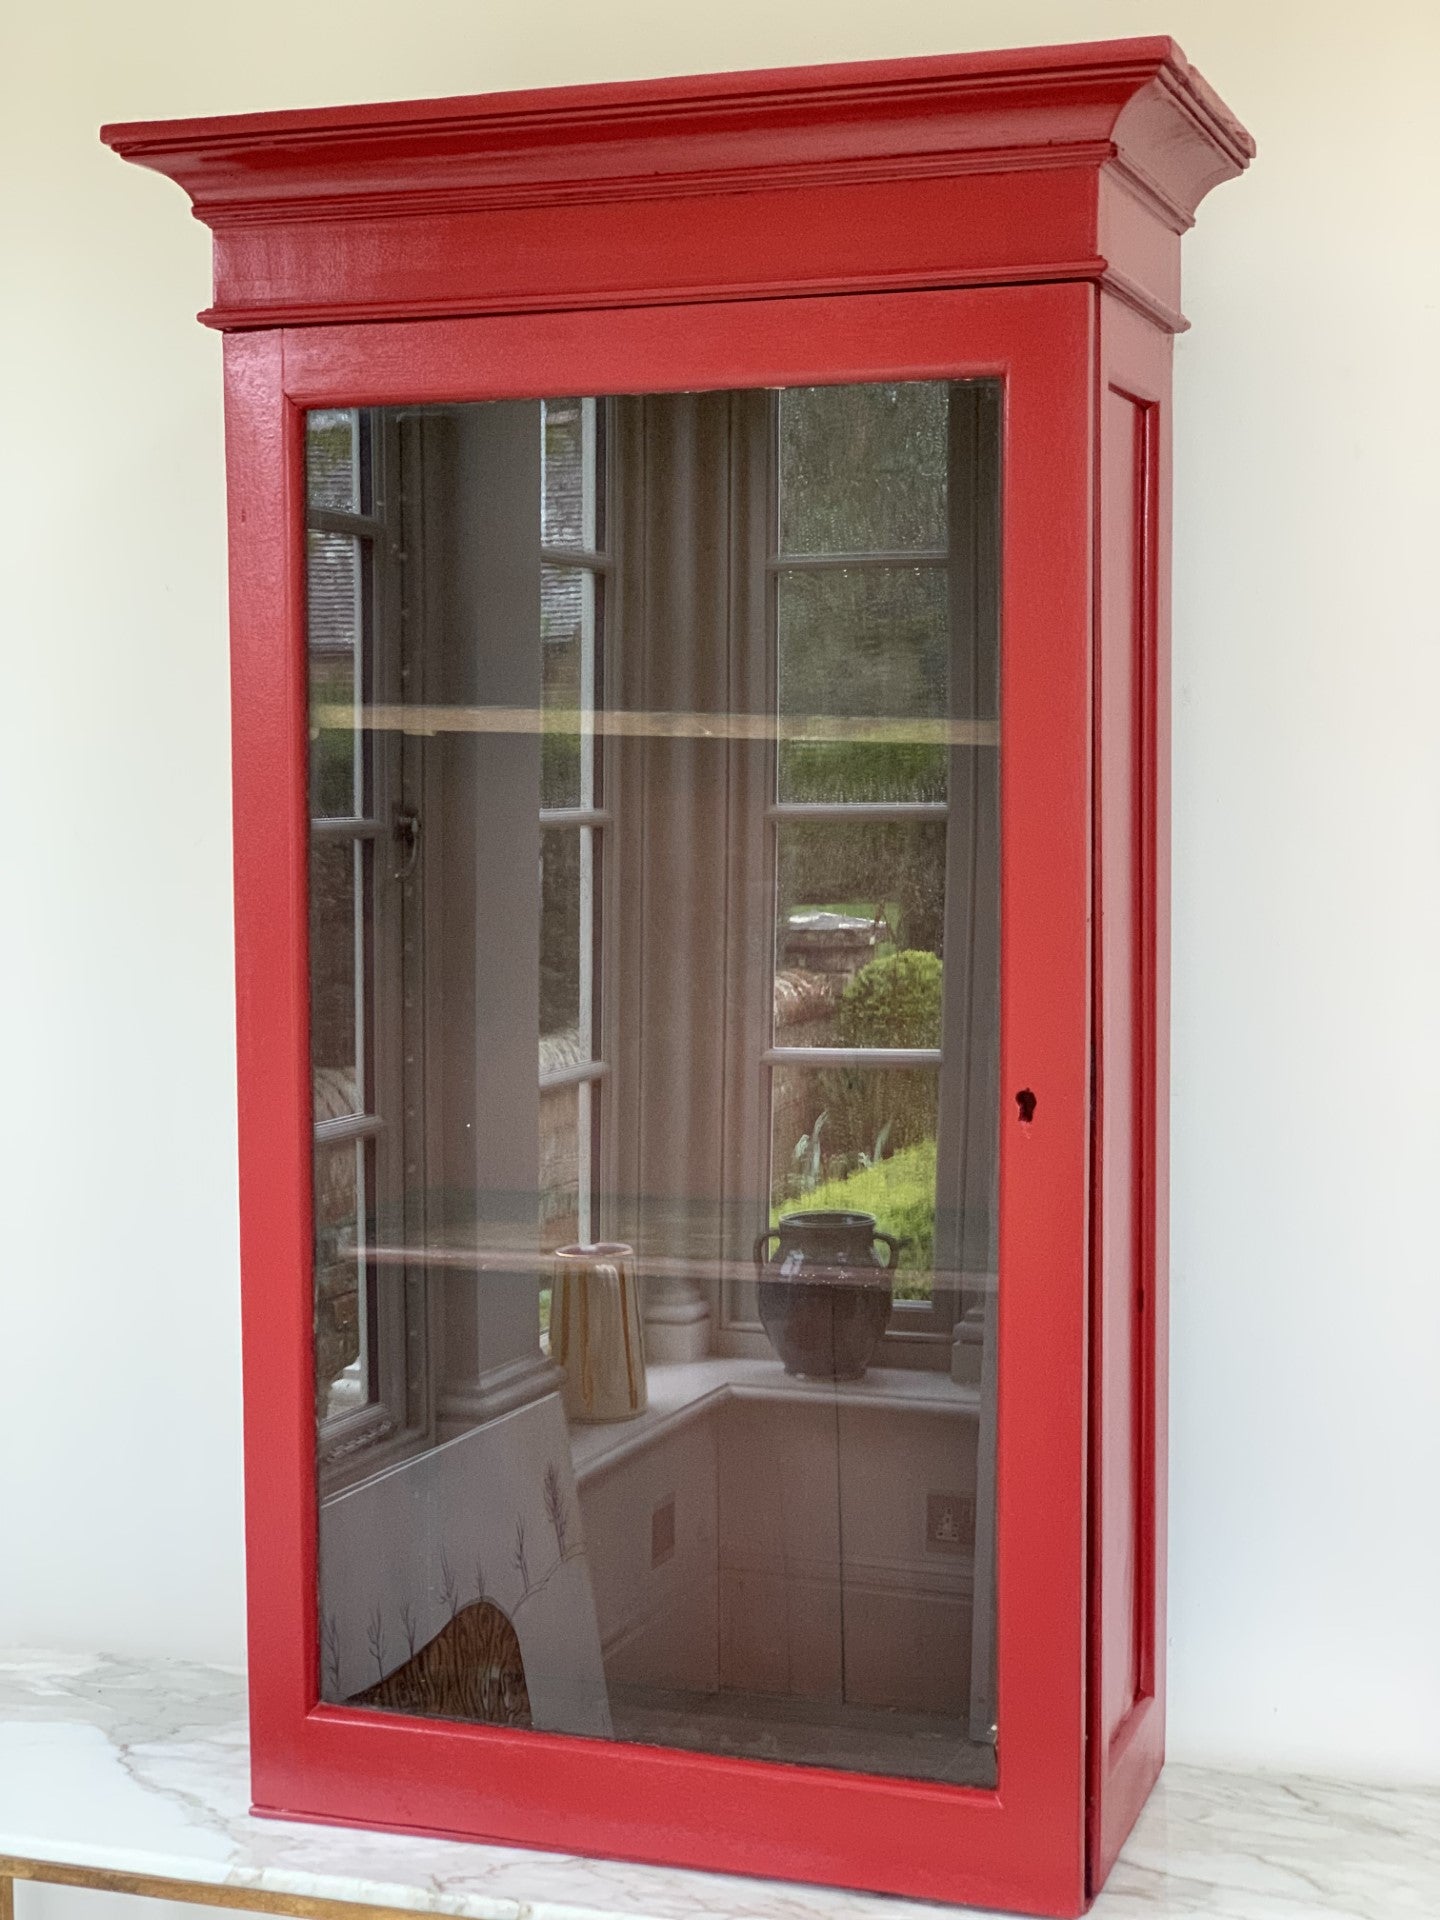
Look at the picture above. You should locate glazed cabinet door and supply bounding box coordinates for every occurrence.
[227,283,1097,1916]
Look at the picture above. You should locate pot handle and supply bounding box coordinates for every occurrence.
[872,1230,904,1270]
[753,1227,781,1273]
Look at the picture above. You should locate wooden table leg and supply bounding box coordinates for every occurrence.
[1,1869,15,1920]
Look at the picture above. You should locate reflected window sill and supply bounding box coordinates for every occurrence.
[568,1356,980,1485]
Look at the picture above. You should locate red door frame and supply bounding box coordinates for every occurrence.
[225,282,1096,1917]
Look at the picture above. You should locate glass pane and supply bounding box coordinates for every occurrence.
[309,838,359,1094]
[307,408,359,513]
[779,383,947,554]
[307,528,368,821]
[308,386,999,1794]
[775,818,946,1027]
[541,566,597,809]
[539,1077,588,1252]
[314,1138,372,1421]
[309,653,356,820]
[307,528,361,656]
[770,1064,940,1300]
[777,566,948,802]
[542,397,601,550]
[540,826,594,1058]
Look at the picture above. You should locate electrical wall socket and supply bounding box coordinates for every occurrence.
[926,1490,974,1553]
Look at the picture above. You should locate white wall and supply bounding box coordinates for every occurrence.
[2,0,1437,1815]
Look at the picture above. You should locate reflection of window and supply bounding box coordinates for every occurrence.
[539,400,608,1325]
[760,383,997,1353]
[539,400,607,1252]
[307,409,378,1426]
[307,410,430,1481]
[767,385,948,1333]
[307,384,997,1420]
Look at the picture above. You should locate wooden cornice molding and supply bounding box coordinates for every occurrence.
[102,37,1251,229]
[101,37,1253,333]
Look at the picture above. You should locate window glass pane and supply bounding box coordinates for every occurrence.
[307,528,362,656]
[307,529,368,820]
[777,566,948,802]
[307,408,359,513]
[775,818,946,1034]
[540,826,593,1058]
[778,383,947,554]
[314,1138,373,1420]
[770,1062,939,1275]
[309,838,359,1096]
[539,1077,582,1252]
[542,397,601,550]
[309,653,357,820]
[541,566,597,809]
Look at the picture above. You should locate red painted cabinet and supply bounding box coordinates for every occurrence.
[103,39,1251,1917]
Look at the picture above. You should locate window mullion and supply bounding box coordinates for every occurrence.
[767,800,949,823]
[310,816,381,839]
[309,506,385,539]
[315,1111,384,1145]
[539,1059,610,1092]
[763,1045,943,1069]
[539,806,610,829]
[538,545,612,573]
[766,549,947,570]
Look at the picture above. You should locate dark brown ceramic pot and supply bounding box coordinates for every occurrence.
[753,1209,902,1381]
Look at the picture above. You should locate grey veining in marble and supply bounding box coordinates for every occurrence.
[1,1651,1436,1920]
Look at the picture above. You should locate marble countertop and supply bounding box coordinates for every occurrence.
[1,1651,1435,1920]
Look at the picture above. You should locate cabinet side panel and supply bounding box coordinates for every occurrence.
[224,331,320,1793]
[1088,295,1170,1895]
[1098,386,1150,1738]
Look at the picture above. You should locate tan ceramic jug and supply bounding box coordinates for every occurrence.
[552,1242,648,1423]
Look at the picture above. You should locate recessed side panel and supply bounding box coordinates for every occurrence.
[1088,293,1171,1895]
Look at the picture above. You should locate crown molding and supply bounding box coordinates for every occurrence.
[102,38,1253,332]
